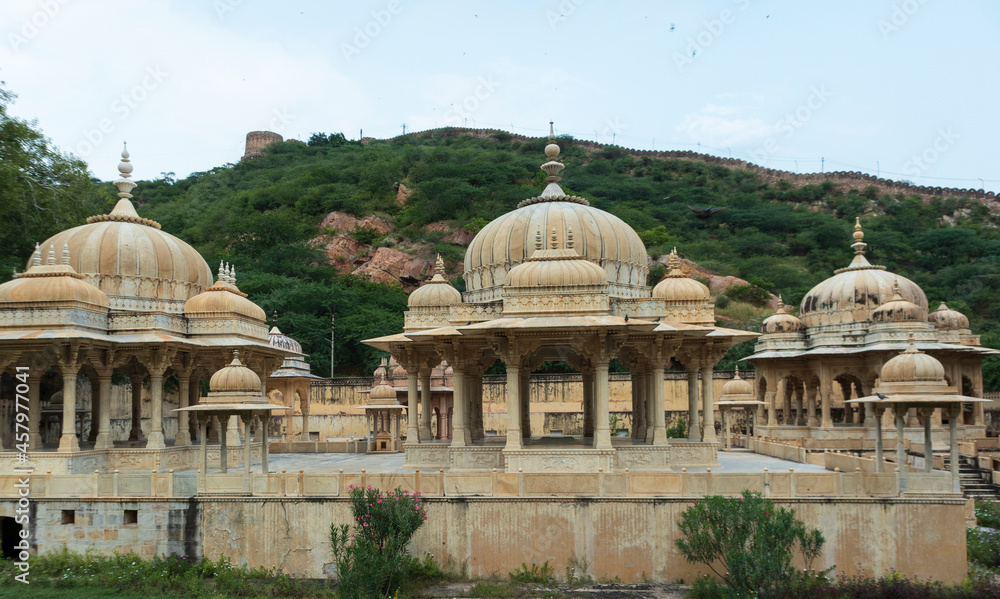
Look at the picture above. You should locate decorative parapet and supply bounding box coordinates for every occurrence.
[449,302,502,324]
[186,316,269,340]
[109,311,187,335]
[0,307,108,332]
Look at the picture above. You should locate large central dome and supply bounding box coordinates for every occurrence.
[463,127,648,302]
[37,147,212,312]
[799,218,926,327]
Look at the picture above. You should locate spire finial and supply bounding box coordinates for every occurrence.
[31,243,41,267]
[272,310,278,326]
[535,226,543,251]
[62,242,70,265]
[114,142,137,200]
[46,243,56,265]
[218,260,224,281]
[851,217,867,255]
[540,122,564,194]
[550,225,558,250]
[231,348,240,364]
[567,225,574,250]
[435,254,445,276]
[230,265,236,285]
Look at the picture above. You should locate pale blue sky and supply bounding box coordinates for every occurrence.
[1,1,997,191]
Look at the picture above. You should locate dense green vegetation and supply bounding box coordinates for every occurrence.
[4,80,1000,382]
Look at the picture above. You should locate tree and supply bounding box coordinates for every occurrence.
[675,491,826,598]
[0,82,109,281]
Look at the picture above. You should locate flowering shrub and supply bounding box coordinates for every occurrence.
[330,485,429,599]
[676,491,826,599]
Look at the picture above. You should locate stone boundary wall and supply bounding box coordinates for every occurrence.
[1,490,968,583]
[382,126,996,207]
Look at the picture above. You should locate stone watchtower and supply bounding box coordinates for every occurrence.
[241,131,283,161]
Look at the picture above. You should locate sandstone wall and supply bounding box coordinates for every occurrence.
[7,495,966,583]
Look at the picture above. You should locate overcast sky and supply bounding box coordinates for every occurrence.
[1,1,997,191]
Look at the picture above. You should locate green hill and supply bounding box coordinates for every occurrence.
[4,109,1000,383]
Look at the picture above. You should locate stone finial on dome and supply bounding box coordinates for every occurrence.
[567,226,575,250]
[535,226,543,251]
[435,254,445,277]
[851,217,867,256]
[46,243,56,265]
[115,142,137,200]
[539,121,567,200]
[31,243,41,268]
[550,225,558,250]
[62,242,70,265]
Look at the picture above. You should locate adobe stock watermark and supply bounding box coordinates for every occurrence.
[901,127,958,178]
[7,0,71,53]
[595,117,627,145]
[673,0,750,73]
[341,1,402,62]
[443,76,500,127]
[265,106,295,134]
[75,65,168,158]
[750,85,834,163]
[12,365,33,584]
[546,0,585,30]
[878,0,929,40]
[214,0,242,19]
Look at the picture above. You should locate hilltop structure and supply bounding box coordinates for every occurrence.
[365,124,756,472]
[748,218,996,446]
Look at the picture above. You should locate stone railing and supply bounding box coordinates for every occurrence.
[0,465,955,500]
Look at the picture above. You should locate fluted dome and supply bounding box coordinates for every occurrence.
[408,255,462,308]
[38,148,212,310]
[185,263,266,321]
[799,219,926,327]
[871,281,928,324]
[269,326,303,353]
[928,302,970,331]
[463,128,647,302]
[0,243,109,311]
[761,297,804,334]
[721,371,755,397]
[505,226,607,289]
[880,344,945,383]
[369,374,398,402]
[652,249,710,304]
[209,354,263,392]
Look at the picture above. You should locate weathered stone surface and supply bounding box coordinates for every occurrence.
[426,221,474,246]
[396,183,412,206]
[319,212,393,236]
[352,247,434,286]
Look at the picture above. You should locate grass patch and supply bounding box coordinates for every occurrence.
[468,581,522,598]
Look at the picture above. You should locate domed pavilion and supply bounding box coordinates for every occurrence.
[365,125,756,472]
[747,218,997,447]
[0,146,293,473]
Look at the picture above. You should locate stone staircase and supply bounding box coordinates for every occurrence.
[944,455,1000,499]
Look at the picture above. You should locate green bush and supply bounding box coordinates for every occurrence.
[666,418,688,439]
[508,559,555,584]
[330,485,428,599]
[976,500,1000,529]
[675,491,826,599]
[725,284,772,307]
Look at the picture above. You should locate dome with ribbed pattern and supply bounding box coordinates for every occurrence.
[463,131,646,302]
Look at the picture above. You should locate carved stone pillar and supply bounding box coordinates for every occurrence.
[406,371,419,443]
[794,382,805,426]
[582,367,594,438]
[58,366,81,453]
[633,366,646,440]
[176,373,192,446]
[519,367,530,439]
[840,380,855,424]
[27,371,42,450]
[451,366,468,447]
[820,379,833,429]
[505,362,521,450]
[806,383,818,428]
[687,367,700,441]
[146,370,167,450]
[94,371,114,450]
[420,369,433,442]
[650,363,668,446]
[782,381,792,425]
[701,362,717,443]
[594,359,612,450]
